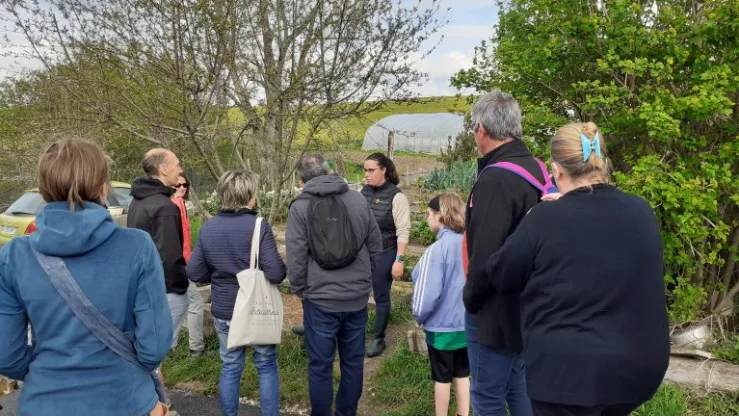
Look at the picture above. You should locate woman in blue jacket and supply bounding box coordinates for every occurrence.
[411,192,470,416]
[187,170,286,416]
[485,122,670,416]
[0,137,173,416]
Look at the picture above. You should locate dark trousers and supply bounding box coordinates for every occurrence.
[303,300,368,416]
[532,401,641,416]
[466,315,532,416]
[371,248,395,315]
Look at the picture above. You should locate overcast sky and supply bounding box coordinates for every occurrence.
[409,0,498,96]
[0,0,498,97]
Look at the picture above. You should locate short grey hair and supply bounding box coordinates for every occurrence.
[296,154,330,183]
[217,170,259,211]
[471,90,522,141]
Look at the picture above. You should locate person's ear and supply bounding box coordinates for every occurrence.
[552,162,563,180]
[99,184,109,205]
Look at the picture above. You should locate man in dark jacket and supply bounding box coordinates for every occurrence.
[127,148,188,351]
[286,154,383,416]
[463,90,546,416]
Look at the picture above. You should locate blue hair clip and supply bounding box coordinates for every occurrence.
[581,131,602,161]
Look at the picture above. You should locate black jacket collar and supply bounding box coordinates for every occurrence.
[477,140,534,175]
[131,177,175,199]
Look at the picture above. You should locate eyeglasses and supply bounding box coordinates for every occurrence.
[176,183,189,188]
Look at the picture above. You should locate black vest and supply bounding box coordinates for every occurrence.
[361,182,401,250]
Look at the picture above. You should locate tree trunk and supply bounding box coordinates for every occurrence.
[714,226,739,313]
[188,184,212,219]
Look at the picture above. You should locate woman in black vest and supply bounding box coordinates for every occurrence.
[485,122,670,415]
[362,153,412,357]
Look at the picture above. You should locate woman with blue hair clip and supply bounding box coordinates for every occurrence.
[484,122,670,416]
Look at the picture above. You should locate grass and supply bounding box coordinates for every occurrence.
[369,340,739,416]
[633,384,739,416]
[328,158,364,183]
[712,334,739,364]
[162,330,313,407]
[161,290,416,408]
[366,290,415,337]
[370,340,455,416]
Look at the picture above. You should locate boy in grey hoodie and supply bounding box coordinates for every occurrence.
[286,154,382,416]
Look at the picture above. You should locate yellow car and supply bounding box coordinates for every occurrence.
[0,181,132,248]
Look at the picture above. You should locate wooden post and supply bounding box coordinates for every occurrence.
[387,131,395,160]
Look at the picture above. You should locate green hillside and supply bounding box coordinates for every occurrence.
[227,96,471,148]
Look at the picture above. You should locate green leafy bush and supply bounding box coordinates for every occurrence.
[422,161,476,194]
[201,195,219,217]
[714,335,739,364]
[614,146,739,321]
[410,220,436,246]
[452,0,739,321]
[190,217,203,244]
[438,114,478,165]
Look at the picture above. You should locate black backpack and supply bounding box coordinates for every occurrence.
[292,192,361,270]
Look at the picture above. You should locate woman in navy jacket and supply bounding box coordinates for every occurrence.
[186,170,286,416]
[485,122,670,416]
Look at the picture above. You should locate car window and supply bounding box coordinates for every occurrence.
[112,187,133,208]
[5,192,47,216]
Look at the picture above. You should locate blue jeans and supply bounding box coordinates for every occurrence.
[213,317,280,416]
[303,300,368,416]
[466,315,532,416]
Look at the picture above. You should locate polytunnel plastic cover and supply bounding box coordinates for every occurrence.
[361,113,466,155]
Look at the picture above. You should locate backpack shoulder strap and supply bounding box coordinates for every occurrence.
[488,161,546,193]
[31,249,168,404]
[533,158,559,194]
[288,192,313,209]
[486,159,558,194]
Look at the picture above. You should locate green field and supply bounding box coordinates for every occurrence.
[227,96,471,148]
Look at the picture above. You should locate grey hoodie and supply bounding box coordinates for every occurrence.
[286,175,382,312]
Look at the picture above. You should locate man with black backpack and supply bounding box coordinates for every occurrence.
[286,154,383,416]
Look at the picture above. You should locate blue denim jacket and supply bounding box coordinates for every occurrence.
[411,228,466,333]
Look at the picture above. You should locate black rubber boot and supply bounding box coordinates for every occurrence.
[366,311,390,358]
[292,325,305,336]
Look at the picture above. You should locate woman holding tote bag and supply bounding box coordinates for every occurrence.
[187,171,286,416]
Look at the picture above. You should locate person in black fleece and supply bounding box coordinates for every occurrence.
[127,148,189,350]
[485,122,670,416]
[463,90,543,416]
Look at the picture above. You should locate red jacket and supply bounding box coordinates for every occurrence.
[171,196,192,263]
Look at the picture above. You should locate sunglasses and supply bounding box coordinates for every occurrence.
[176,183,189,188]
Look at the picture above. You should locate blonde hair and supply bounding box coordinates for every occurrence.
[38,136,110,211]
[436,192,466,234]
[217,170,259,211]
[551,122,610,181]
